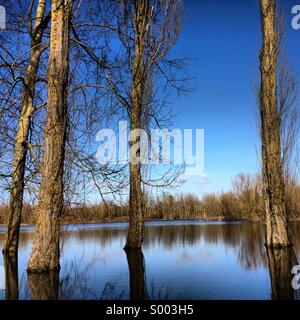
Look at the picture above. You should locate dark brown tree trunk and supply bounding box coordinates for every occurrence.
[266,247,297,300]
[27,0,73,273]
[124,0,148,250]
[125,248,147,300]
[3,0,48,255]
[259,0,291,248]
[3,253,18,300]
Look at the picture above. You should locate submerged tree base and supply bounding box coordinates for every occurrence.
[123,242,142,250]
[124,219,144,250]
[27,266,61,274]
[265,215,293,249]
[264,242,293,249]
[27,218,61,274]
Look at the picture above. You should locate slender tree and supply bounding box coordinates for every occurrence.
[120,0,183,250]
[52,0,185,249]
[124,0,149,250]
[259,0,291,247]
[2,0,50,254]
[27,0,74,272]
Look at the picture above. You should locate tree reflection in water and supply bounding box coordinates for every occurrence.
[3,253,18,300]
[125,248,147,300]
[1,221,300,300]
[27,271,59,300]
[266,246,299,300]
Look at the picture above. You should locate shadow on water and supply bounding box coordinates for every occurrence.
[3,253,18,300]
[125,249,147,300]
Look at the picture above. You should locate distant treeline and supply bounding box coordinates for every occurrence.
[1,173,300,225]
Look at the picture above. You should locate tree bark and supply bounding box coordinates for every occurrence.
[27,0,73,273]
[259,0,291,248]
[3,0,49,255]
[124,0,148,250]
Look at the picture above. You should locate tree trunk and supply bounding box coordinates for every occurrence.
[27,0,73,273]
[124,0,148,250]
[259,0,291,248]
[3,0,48,255]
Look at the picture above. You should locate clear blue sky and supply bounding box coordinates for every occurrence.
[168,0,300,196]
[3,0,298,202]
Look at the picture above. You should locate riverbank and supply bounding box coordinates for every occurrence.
[2,180,300,225]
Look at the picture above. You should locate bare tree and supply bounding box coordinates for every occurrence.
[124,0,149,250]
[278,62,299,220]
[110,0,184,250]
[2,0,50,255]
[259,0,291,248]
[27,0,74,272]
[278,63,299,180]
[256,13,299,221]
[1,0,132,229]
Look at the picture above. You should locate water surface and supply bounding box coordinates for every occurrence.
[0,221,300,300]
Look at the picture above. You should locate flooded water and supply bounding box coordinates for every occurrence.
[0,220,300,300]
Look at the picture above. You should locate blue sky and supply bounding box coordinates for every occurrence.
[2,0,299,203]
[168,0,300,196]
